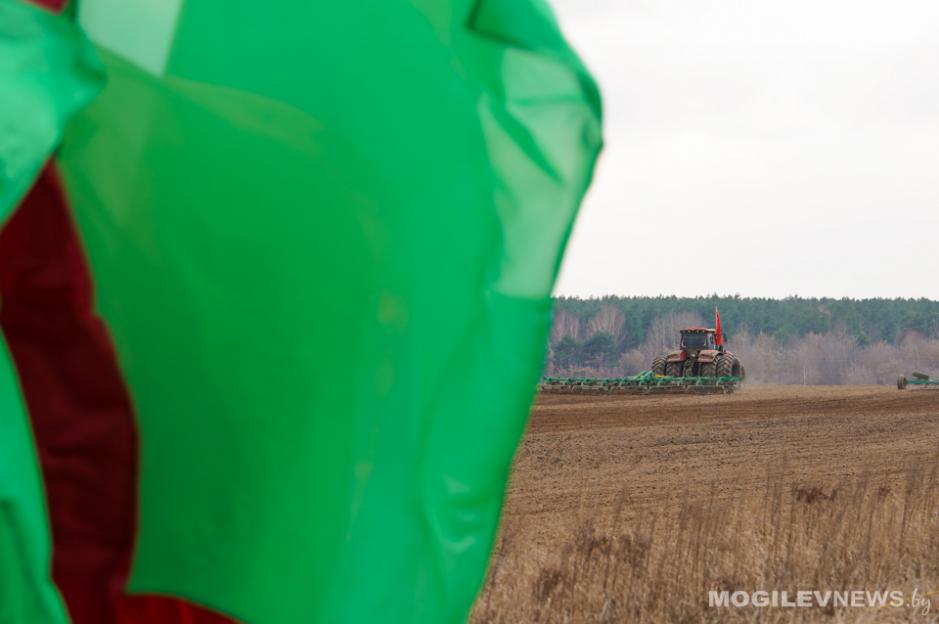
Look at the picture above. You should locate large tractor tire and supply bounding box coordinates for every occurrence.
[716,354,737,378]
[683,359,696,377]
[651,356,667,376]
[665,361,682,377]
[699,360,717,377]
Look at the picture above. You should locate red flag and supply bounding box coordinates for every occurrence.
[715,306,724,347]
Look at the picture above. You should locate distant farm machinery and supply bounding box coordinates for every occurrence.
[897,372,939,390]
[541,309,746,395]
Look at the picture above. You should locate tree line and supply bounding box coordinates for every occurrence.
[547,296,939,384]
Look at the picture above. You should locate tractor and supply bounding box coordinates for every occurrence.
[651,327,745,379]
[538,309,746,394]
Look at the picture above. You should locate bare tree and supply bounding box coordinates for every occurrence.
[550,310,582,343]
[586,305,626,344]
[618,348,648,375]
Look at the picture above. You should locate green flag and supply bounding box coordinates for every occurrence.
[0,0,102,220]
[0,3,100,623]
[2,0,601,622]
[0,334,69,624]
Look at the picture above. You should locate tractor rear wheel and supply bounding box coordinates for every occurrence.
[716,354,736,378]
[651,356,666,376]
[699,361,717,377]
[665,361,682,377]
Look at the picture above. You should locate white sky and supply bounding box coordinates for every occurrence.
[551,0,939,299]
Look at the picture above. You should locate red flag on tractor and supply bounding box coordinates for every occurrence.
[715,307,724,347]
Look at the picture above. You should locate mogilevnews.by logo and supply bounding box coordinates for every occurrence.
[708,589,933,616]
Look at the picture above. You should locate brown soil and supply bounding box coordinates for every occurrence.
[506,385,939,548]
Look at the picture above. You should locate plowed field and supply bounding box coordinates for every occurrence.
[474,385,939,623]
[506,385,939,546]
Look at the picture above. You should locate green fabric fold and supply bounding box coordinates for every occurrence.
[0,0,103,222]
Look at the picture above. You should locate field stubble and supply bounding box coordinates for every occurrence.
[473,386,939,623]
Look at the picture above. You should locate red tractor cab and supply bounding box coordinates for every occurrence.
[651,327,744,379]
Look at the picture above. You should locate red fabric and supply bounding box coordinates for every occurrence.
[715,306,723,346]
[0,166,138,623]
[28,0,67,10]
[117,596,235,624]
[0,167,236,624]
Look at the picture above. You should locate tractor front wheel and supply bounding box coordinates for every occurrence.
[699,361,717,377]
[716,354,736,378]
[651,356,667,376]
[665,361,682,377]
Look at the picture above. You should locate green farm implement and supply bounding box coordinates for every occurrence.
[897,372,939,390]
[540,370,743,395]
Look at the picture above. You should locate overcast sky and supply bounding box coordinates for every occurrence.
[550,0,939,299]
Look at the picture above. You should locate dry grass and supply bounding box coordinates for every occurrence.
[473,451,939,623]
